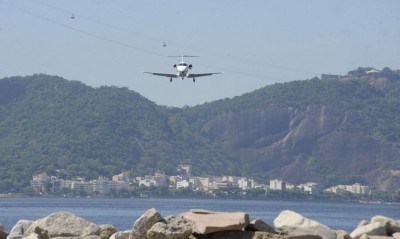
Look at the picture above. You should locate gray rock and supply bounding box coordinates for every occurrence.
[129,208,163,239]
[109,231,130,239]
[181,209,249,234]
[371,215,400,235]
[245,219,275,233]
[8,220,34,239]
[350,222,387,239]
[26,211,100,238]
[51,236,100,239]
[333,230,351,239]
[21,233,39,239]
[393,232,400,239]
[99,225,117,239]
[1,229,8,239]
[33,226,49,239]
[147,215,192,239]
[273,210,336,239]
[357,221,370,228]
[190,231,286,239]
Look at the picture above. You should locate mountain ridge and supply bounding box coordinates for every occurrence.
[1,68,399,192]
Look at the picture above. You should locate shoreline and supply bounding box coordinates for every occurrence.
[1,194,399,205]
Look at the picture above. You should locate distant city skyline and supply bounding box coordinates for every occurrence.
[1,0,399,107]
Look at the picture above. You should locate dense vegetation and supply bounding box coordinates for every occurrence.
[0,75,239,192]
[1,67,400,193]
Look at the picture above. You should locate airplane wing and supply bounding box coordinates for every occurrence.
[186,72,222,78]
[143,72,179,78]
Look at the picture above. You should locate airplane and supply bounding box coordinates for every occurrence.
[144,55,222,82]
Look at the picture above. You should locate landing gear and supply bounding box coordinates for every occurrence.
[170,78,172,82]
[193,78,196,83]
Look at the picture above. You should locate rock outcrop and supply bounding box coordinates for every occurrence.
[273,210,337,239]
[129,208,163,239]
[147,215,192,239]
[180,209,249,234]
[25,211,100,238]
[7,220,34,239]
[349,215,400,239]
[3,209,400,239]
[1,224,8,239]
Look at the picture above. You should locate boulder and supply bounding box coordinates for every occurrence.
[26,211,100,238]
[190,231,286,239]
[349,222,387,239]
[393,232,400,239]
[273,210,336,239]
[99,225,117,239]
[33,226,49,239]
[245,219,275,233]
[371,216,400,235]
[333,230,351,239]
[180,209,249,234]
[357,221,370,228]
[129,208,163,239]
[51,236,100,239]
[147,215,192,239]
[21,233,40,239]
[0,227,7,239]
[8,220,34,239]
[109,231,130,239]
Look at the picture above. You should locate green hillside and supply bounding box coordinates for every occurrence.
[0,74,238,192]
[1,68,400,193]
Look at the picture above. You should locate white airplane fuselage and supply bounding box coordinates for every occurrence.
[144,55,221,82]
[175,62,192,79]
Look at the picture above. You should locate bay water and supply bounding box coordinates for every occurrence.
[1,197,399,233]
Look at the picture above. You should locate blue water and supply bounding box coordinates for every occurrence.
[1,198,399,233]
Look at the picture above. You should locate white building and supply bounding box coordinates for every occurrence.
[30,173,51,193]
[190,177,210,191]
[297,182,318,194]
[176,180,190,189]
[270,179,286,190]
[324,183,369,195]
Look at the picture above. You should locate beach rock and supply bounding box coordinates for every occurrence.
[245,219,275,233]
[357,221,370,228]
[180,209,249,234]
[359,234,369,239]
[189,231,285,239]
[273,210,337,239]
[334,230,351,239]
[33,226,49,239]
[147,215,192,239]
[21,233,40,239]
[99,225,117,239]
[50,236,100,239]
[26,211,100,238]
[109,231,130,239]
[8,220,34,239]
[129,208,163,239]
[369,236,395,239]
[371,216,400,235]
[349,222,387,239]
[0,227,8,239]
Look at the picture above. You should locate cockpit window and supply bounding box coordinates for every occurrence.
[178,63,188,66]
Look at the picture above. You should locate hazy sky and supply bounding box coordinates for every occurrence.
[1,0,399,107]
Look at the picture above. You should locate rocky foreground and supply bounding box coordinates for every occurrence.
[1,209,400,239]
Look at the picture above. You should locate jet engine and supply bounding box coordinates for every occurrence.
[173,64,177,68]
[189,64,193,69]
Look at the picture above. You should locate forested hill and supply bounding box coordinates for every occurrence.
[1,67,400,192]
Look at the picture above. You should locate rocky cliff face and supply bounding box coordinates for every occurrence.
[201,102,400,191]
